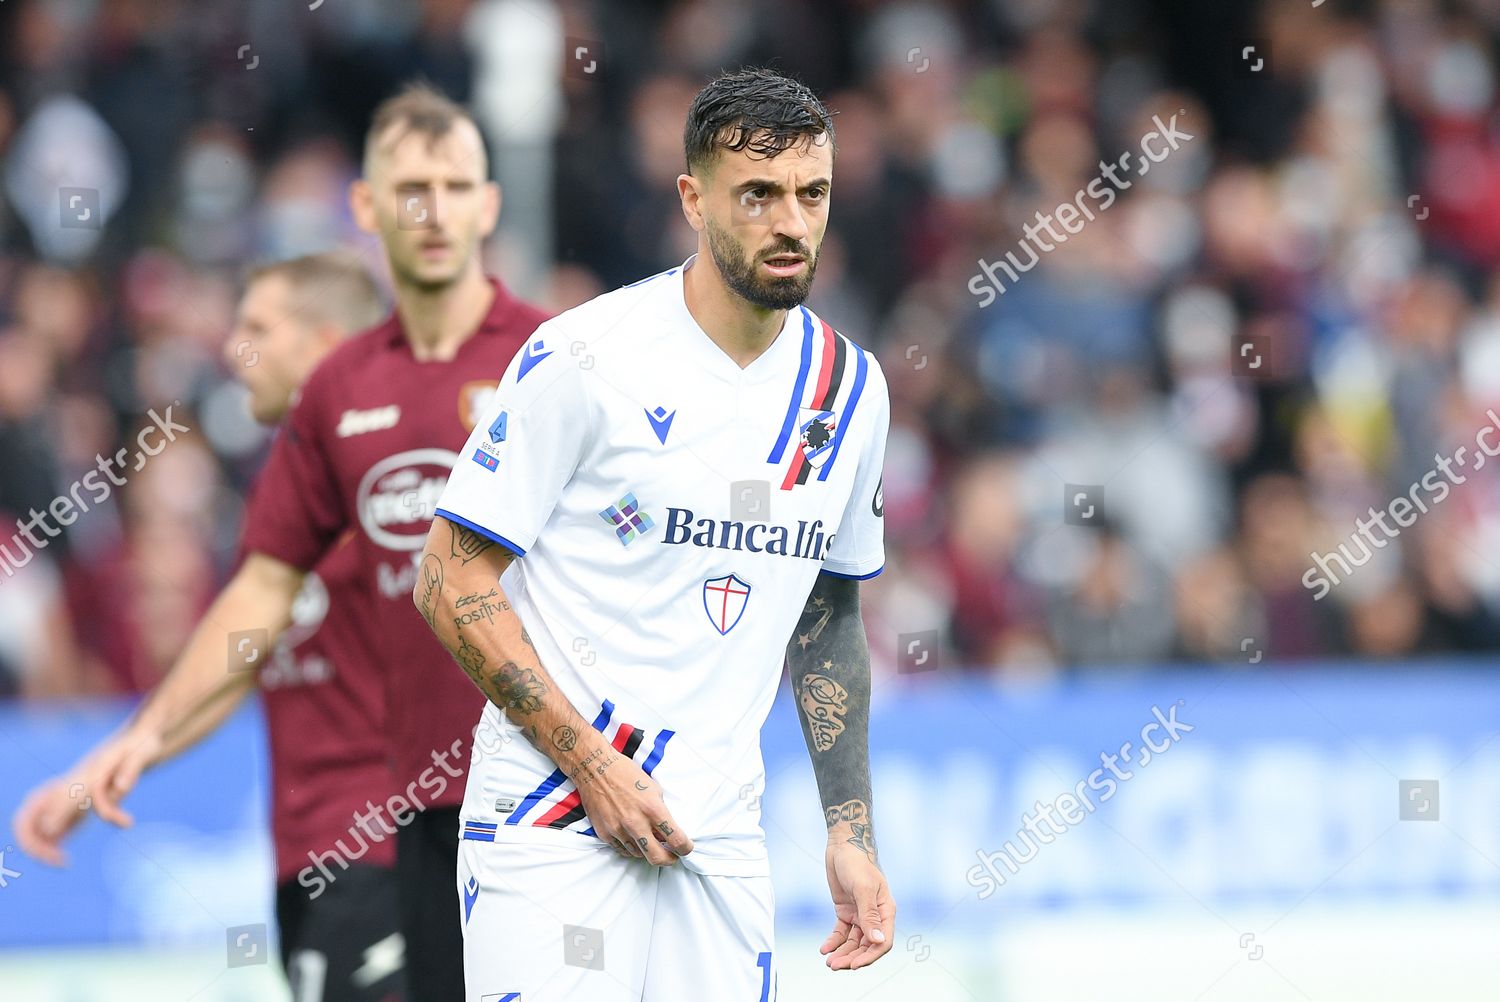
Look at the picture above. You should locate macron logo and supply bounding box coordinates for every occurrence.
[337,405,401,438]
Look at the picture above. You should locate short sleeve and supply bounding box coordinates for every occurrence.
[241,375,347,571]
[820,359,889,580]
[433,322,591,557]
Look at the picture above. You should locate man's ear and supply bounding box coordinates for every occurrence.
[349,178,378,235]
[306,320,347,358]
[677,173,706,233]
[479,180,502,237]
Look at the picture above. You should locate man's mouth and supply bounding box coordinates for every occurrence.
[761,253,806,277]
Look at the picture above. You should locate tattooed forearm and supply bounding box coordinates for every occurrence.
[491,661,546,714]
[456,635,486,675]
[793,595,834,651]
[417,555,444,628]
[452,590,511,629]
[799,671,849,752]
[825,798,876,860]
[789,575,876,856]
[419,515,602,778]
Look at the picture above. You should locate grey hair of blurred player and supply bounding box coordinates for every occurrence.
[226,252,386,424]
[678,67,838,312]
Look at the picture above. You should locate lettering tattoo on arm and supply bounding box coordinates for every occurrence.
[452,590,512,629]
[787,575,877,861]
[416,555,444,629]
[799,671,849,752]
[568,747,615,788]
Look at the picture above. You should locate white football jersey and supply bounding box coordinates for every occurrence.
[435,255,889,876]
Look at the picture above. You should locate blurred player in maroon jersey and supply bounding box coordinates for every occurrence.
[14,253,407,1001]
[13,84,549,1000]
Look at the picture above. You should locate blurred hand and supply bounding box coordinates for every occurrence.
[11,729,163,866]
[821,842,896,971]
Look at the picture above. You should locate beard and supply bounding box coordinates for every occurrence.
[388,232,472,294]
[706,219,818,311]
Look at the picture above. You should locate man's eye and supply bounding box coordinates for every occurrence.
[805,188,826,200]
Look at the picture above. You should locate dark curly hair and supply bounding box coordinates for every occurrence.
[683,67,836,175]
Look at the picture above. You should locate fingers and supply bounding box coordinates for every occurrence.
[651,814,693,857]
[825,922,864,969]
[91,746,146,829]
[828,888,896,971]
[91,779,135,829]
[819,919,850,957]
[12,788,68,866]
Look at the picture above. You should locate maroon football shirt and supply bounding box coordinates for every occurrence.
[254,530,396,883]
[242,278,549,808]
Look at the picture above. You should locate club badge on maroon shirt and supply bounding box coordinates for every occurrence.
[242,279,550,805]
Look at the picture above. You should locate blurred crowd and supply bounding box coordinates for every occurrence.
[4,0,1500,698]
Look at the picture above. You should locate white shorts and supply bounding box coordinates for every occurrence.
[457,836,779,1002]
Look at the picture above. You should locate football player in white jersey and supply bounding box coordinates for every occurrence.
[414,66,894,1001]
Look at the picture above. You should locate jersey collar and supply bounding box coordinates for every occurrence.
[665,255,803,382]
[382,276,518,349]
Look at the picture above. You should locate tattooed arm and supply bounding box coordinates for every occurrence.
[787,572,895,970]
[414,515,692,864]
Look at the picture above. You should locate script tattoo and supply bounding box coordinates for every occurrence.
[493,662,545,715]
[799,671,849,752]
[552,725,577,752]
[569,747,614,788]
[416,555,444,628]
[454,588,499,608]
[449,522,494,565]
[453,591,511,629]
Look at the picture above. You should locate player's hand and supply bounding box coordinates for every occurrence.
[821,841,896,971]
[13,729,162,865]
[568,738,693,866]
[12,776,91,866]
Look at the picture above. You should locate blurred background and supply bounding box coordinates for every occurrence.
[2,0,1500,999]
